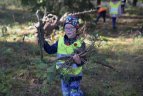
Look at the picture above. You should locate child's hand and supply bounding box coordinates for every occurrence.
[72,54,81,64]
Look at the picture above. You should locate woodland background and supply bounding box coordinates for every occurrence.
[0,0,143,96]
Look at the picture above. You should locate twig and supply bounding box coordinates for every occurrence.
[69,9,97,16]
[95,61,117,71]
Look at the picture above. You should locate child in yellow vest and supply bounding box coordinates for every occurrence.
[109,0,122,29]
[43,15,85,96]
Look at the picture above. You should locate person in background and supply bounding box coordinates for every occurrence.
[109,0,122,29]
[121,0,126,13]
[94,0,109,24]
[43,15,86,96]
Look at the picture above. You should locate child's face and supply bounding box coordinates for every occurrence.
[65,24,77,38]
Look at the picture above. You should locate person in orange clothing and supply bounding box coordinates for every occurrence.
[94,0,108,24]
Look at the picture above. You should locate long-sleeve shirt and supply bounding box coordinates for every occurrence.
[43,41,58,54]
[43,35,86,66]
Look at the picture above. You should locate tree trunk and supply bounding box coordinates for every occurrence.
[132,0,138,6]
[97,0,101,5]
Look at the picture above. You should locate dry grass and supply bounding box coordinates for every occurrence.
[81,36,143,96]
[0,5,143,96]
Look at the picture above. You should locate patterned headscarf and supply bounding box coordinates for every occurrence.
[64,15,79,28]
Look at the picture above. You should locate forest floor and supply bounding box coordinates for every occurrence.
[0,5,143,96]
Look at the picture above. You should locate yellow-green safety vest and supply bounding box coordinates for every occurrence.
[56,37,83,76]
[109,1,121,14]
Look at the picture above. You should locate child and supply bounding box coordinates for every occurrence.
[109,0,122,29]
[94,0,108,24]
[43,15,85,96]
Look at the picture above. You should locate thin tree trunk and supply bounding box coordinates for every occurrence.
[132,0,138,6]
[97,0,101,5]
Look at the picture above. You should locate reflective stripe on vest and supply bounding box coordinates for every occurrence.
[56,37,83,76]
[109,1,121,14]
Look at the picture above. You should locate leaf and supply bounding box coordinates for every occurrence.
[47,64,56,73]
[37,63,48,69]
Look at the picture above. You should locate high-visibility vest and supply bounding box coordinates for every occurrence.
[109,1,121,15]
[56,37,83,76]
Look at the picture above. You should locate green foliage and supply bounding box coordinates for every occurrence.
[21,0,37,6]
[35,60,58,82]
[0,68,26,96]
[30,59,59,94]
[20,0,94,15]
[0,0,21,7]
[0,70,13,96]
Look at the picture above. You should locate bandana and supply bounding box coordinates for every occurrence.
[64,15,79,28]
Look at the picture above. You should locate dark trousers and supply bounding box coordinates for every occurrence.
[95,11,106,23]
[112,17,117,29]
[121,4,125,13]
